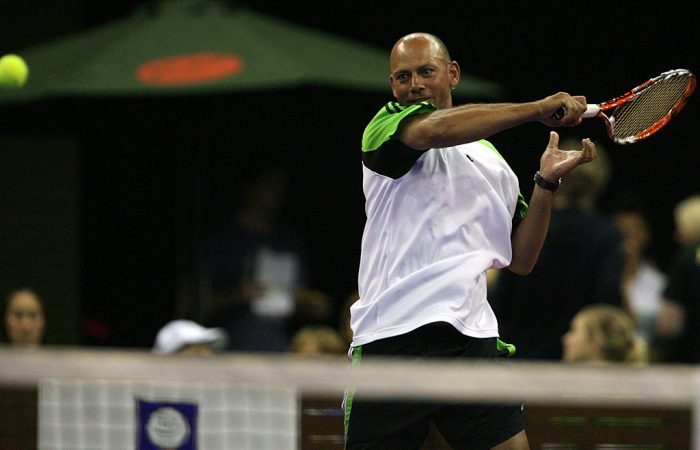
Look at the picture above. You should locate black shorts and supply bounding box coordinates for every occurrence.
[344,322,526,450]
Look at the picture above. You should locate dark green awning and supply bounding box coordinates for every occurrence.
[0,0,503,103]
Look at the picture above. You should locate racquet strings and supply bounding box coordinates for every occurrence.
[612,73,693,140]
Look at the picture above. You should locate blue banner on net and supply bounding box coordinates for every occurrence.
[136,399,198,450]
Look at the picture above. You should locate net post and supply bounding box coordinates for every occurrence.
[693,371,700,449]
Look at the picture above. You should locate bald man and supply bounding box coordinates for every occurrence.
[345,33,596,449]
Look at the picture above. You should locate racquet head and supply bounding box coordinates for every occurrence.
[596,69,696,144]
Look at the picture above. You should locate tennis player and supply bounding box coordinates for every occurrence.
[345,32,596,449]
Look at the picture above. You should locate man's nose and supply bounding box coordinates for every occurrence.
[410,74,425,90]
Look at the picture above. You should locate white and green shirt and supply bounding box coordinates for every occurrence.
[351,101,528,346]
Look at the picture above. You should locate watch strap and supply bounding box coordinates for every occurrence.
[533,171,560,191]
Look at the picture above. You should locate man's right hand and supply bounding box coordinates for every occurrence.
[537,92,587,127]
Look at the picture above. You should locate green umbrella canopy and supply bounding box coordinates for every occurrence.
[0,0,503,103]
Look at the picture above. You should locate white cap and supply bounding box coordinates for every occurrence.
[153,320,228,354]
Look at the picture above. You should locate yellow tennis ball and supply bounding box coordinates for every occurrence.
[0,54,29,87]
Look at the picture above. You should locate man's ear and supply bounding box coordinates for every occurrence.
[450,61,461,89]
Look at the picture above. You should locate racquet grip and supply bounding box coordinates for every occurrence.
[551,104,601,120]
[582,104,600,118]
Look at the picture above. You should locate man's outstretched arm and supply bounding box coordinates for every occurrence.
[396,93,586,150]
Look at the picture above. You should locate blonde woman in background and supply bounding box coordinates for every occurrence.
[562,303,648,364]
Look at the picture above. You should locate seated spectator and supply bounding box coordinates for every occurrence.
[153,320,228,355]
[562,304,648,364]
[656,195,700,363]
[3,288,45,347]
[290,325,346,356]
[200,166,331,352]
[608,198,667,350]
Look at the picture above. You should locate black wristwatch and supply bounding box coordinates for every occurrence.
[533,171,561,192]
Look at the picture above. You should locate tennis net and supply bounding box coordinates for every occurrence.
[0,346,696,449]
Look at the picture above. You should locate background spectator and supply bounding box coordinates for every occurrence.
[3,288,45,347]
[656,195,700,363]
[153,319,228,355]
[608,196,667,355]
[562,303,648,364]
[200,166,332,352]
[290,325,346,356]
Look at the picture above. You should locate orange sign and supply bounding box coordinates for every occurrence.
[137,52,244,86]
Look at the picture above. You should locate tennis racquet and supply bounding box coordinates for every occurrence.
[553,69,696,144]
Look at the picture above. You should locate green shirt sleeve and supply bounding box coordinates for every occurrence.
[361,101,436,152]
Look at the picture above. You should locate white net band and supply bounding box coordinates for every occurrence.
[0,347,696,407]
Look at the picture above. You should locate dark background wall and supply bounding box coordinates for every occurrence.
[1,0,698,347]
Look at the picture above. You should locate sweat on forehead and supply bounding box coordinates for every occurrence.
[391,33,451,61]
